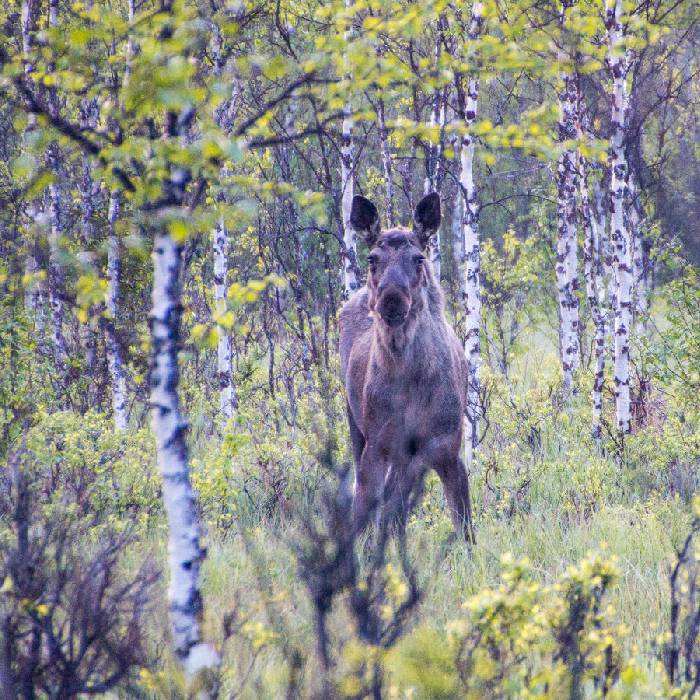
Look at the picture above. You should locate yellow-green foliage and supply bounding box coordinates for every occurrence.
[387,552,644,699]
[21,410,158,528]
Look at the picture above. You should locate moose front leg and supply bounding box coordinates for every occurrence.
[352,443,387,533]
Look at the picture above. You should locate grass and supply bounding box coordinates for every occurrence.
[160,472,686,697]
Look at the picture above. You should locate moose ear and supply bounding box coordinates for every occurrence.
[413,192,441,249]
[350,195,380,248]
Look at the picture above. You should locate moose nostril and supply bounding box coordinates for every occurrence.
[384,295,402,312]
[379,292,408,327]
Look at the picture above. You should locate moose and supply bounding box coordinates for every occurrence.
[340,192,474,542]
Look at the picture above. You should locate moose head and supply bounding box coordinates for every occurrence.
[350,193,441,328]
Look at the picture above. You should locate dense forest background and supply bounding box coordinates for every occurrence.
[1,0,700,697]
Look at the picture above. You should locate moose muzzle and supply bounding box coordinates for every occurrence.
[377,272,410,327]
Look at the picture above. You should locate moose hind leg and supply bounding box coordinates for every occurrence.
[380,461,426,537]
[435,457,476,544]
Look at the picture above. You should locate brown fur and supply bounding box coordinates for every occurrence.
[339,217,474,541]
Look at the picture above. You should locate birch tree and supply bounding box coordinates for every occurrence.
[47,0,69,381]
[2,0,329,679]
[213,219,236,421]
[76,99,101,399]
[376,92,396,227]
[451,178,463,299]
[21,0,46,338]
[554,0,581,395]
[105,190,128,430]
[340,0,359,299]
[595,177,614,332]
[101,0,135,431]
[629,175,650,334]
[424,18,448,280]
[579,153,607,440]
[150,218,218,677]
[605,0,633,434]
[211,25,236,422]
[457,2,483,463]
[139,0,219,674]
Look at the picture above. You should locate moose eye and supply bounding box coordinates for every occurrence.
[413,255,425,266]
[368,254,379,268]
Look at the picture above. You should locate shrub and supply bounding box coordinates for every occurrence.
[388,552,632,699]
[0,445,159,697]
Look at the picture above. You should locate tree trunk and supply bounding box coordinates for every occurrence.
[451,181,463,317]
[47,0,69,384]
[150,228,217,676]
[23,253,46,335]
[606,0,633,434]
[211,23,236,422]
[340,1,359,299]
[77,100,101,406]
[629,175,650,334]
[579,157,606,441]
[458,3,483,464]
[21,0,46,339]
[376,96,396,227]
[425,21,447,280]
[105,190,128,430]
[213,220,235,421]
[124,0,136,85]
[594,178,614,322]
[555,3,581,395]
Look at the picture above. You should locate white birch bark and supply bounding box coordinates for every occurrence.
[98,0,133,429]
[555,1,580,394]
[425,22,447,280]
[124,0,136,86]
[376,96,396,227]
[211,24,236,421]
[150,229,218,677]
[458,3,483,463]
[105,190,128,430]
[148,0,217,679]
[579,156,606,440]
[47,0,69,378]
[213,219,235,420]
[594,179,614,307]
[21,0,46,334]
[593,176,615,365]
[20,0,38,121]
[433,90,447,193]
[606,0,633,434]
[47,176,68,371]
[340,0,358,299]
[452,179,463,281]
[629,176,649,333]
[77,100,101,392]
[426,88,447,280]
